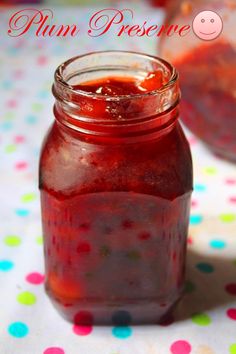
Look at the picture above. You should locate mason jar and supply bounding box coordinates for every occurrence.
[39,51,193,325]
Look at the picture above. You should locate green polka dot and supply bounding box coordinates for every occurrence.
[233,260,236,266]
[191,313,211,326]
[185,280,195,293]
[203,166,217,175]
[36,236,43,245]
[17,291,36,305]
[4,235,21,247]
[5,144,17,153]
[21,193,37,203]
[229,344,236,354]
[4,111,15,120]
[31,102,43,112]
[220,214,236,223]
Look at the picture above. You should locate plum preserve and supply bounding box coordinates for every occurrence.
[39,51,193,325]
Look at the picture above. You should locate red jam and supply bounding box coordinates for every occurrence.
[39,52,193,325]
[175,42,236,162]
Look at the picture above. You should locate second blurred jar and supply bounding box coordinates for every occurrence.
[160,0,236,162]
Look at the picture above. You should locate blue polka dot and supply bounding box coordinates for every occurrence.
[1,121,13,131]
[0,260,14,271]
[112,326,132,339]
[210,239,226,249]
[2,80,13,90]
[38,91,49,99]
[15,209,30,217]
[26,115,38,124]
[194,184,206,192]
[8,322,29,338]
[196,262,214,273]
[190,214,203,225]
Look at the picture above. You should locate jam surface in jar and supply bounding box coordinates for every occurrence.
[39,52,193,325]
[175,41,236,161]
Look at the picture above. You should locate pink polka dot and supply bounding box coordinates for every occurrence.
[26,272,44,285]
[225,178,236,185]
[43,348,65,354]
[187,237,193,245]
[229,196,236,204]
[15,161,28,170]
[227,308,236,320]
[225,283,236,296]
[37,55,48,66]
[73,324,93,336]
[14,135,25,144]
[191,199,198,208]
[170,340,192,354]
[13,70,24,79]
[6,99,18,108]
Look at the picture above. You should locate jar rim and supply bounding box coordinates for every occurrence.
[54,50,178,102]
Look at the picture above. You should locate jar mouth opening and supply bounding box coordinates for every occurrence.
[54,50,178,101]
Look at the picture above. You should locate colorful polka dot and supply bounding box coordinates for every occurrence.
[14,135,25,143]
[43,348,65,354]
[225,178,236,185]
[15,161,28,170]
[227,308,236,321]
[17,291,36,305]
[36,236,43,245]
[5,144,17,153]
[229,344,236,354]
[0,260,14,271]
[8,322,29,338]
[185,280,195,293]
[26,272,44,285]
[225,283,236,296]
[73,324,93,336]
[194,183,206,192]
[4,235,21,247]
[209,239,226,249]
[26,115,38,124]
[112,326,132,339]
[170,340,191,354]
[21,193,37,203]
[196,263,214,273]
[190,215,203,225]
[191,313,211,326]
[112,311,132,325]
[203,166,217,175]
[229,196,236,204]
[31,102,43,112]
[220,214,236,223]
[1,121,13,131]
[15,209,30,217]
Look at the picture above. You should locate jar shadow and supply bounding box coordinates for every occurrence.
[173,248,236,322]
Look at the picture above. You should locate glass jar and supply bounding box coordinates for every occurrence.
[160,0,236,162]
[39,51,193,325]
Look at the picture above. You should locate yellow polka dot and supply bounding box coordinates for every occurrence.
[4,235,21,247]
[21,193,37,203]
[203,166,217,175]
[17,291,36,305]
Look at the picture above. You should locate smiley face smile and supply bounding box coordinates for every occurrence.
[192,10,223,41]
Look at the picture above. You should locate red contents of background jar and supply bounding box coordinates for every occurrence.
[39,53,193,325]
[175,41,236,162]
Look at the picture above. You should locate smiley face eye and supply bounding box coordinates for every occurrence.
[210,18,214,23]
[201,18,205,23]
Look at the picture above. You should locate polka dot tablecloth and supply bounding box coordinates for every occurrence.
[1,4,236,354]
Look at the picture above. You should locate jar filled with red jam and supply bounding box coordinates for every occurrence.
[39,51,193,325]
[160,0,236,162]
